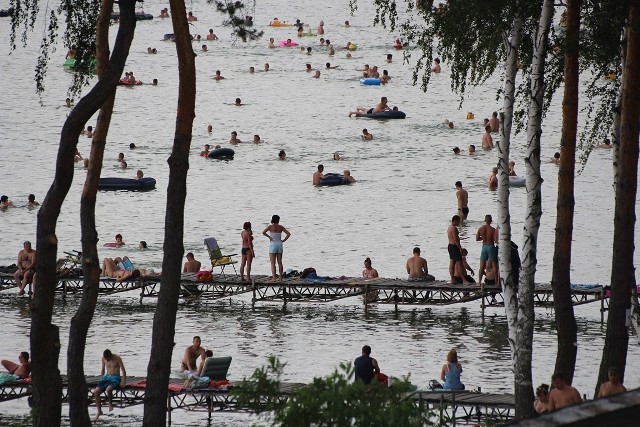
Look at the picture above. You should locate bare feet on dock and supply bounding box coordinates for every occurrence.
[109,403,114,412]
[95,410,103,421]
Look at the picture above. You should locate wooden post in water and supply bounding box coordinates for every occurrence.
[251,278,256,309]
[452,391,456,427]
[167,393,172,426]
[364,285,369,314]
[600,286,605,323]
[481,282,486,316]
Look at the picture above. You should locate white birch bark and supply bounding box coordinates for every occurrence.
[516,0,554,418]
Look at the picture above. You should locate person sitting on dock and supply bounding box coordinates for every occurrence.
[94,349,127,421]
[548,372,582,411]
[183,252,201,273]
[598,367,627,398]
[101,257,141,282]
[196,350,214,376]
[1,351,31,379]
[362,257,379,278]
[406,247,435,282]
[534,383,551,413]
[440,349,464,390]
[181,336,207,374]
[354,345,380,384]
[454,248,475,284]
[13,241,36,296]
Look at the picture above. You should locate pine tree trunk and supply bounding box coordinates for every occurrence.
[551,0,580,385]
[143,0,196,425]
[66,1,136,425]
[516,0,554,418]
[596,0,640,394]
[497,4,523,400]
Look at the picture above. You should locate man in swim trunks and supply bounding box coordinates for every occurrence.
[455,181,469,222]
[1,351,31,378]
[488,167,498,190]
[13,241,36,296]
[448,215,471,284]
[183,252,201,273]
[181,336,207,374]
[548,372,582,411]
[372,97,391,113]
[406,247,434,281]
[476,214,499,285]
[313,164,325,186]
[94,349,126,420]
[482,125,494,149]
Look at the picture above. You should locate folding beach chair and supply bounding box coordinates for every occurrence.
[204,237,238,277]
[199,356,232,381]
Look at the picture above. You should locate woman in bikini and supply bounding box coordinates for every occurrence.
[240,222,254,282]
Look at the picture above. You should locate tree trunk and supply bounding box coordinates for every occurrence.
[497,3,523,406]
[516,0,554,418]
[596,0,640,394]
[551,0,580,385]
[30,2,138,426]
[66,1,136,425]
[143,0,196,425]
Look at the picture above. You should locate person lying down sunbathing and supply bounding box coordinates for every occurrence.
[101,257,157,282]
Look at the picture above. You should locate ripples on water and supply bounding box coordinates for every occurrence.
[0,0,638,424]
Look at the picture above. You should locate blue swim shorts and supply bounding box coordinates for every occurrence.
[269,241,283,254]
[98,374,121,390]
[480,244,497,262]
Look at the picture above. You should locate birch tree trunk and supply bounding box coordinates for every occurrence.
[551,0,580,385]
[66,1,135,425]
[497,3,523,404]
[596,0,640,394]
[30,3,137,424]
[143,0,196,424]
[516,0,554,418]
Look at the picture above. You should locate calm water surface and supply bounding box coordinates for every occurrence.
[0,0,638,424]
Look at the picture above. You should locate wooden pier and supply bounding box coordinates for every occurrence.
[0,270,608,316]
[0,375,515,425]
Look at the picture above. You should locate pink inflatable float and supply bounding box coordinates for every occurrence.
[278,39,299,47]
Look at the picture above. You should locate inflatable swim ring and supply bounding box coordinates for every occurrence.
[355,110,406,119]
[360,78,381,86]
[111,11,153,20]
[208,147,235,160]
[466,112,475,119]
[348,43,357,51]
[319,173,351,187]
[119,79,143,85]
[508,176,526,187]
[98,177,156,191]
[270,20,292,27]
[64,58,76,68]
[0,8,14,17]
[278,40,299,47]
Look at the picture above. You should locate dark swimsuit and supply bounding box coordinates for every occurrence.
[448,244,462,261]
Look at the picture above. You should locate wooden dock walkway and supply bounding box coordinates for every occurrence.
[0,270,608,316]
[0,375,515,425]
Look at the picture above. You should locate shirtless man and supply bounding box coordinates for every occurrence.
[229,131,242,145]
[548,372,582,411]
[488,167,498,190]
[361,129,373,140]
[181,336,207,373]
[489,111,499,132]
[14,241,36,296]
[448,216,471,284]
[183,252,201,273]
[482,125,494,149]
[200,144,210,157]
[1,352,31,378]
[213,70,225,81]
[206,29,218,41]
[187,11,198,22]
[455,181,469,222]
[406,247,434,281]
[94,349,127,420]
[372,97,391,113]
[432,57,441,73]
[476,215,499,285]
[468,145,476,155]
[597,138,612,149]
[313,164,325,186]
[598,367,627,397]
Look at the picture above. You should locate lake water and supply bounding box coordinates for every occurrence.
[0,0,638,425]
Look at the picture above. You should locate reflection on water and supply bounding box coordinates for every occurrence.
[1,0,639,424]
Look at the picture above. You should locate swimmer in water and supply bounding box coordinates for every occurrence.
[264,63,270,72]
[432,58,442,73]
[305,63,314,72]
[213,70,225,81]
[229,131,242,145]
[361,129,373,140]
[278,150,286,160]
[343,170,355,183]
[312,70,321,78]
[201,45,208,52]
[200,144,210,157]
[326,62,339,69]
[333,152,343,161]
[249,66,255,73]
[253,135,264,144]
[235,98,244,106]
[268,38,275,48]
[207,29,218,41]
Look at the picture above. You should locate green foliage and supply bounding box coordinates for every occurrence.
[232,356,434,427]
[210,1,263,42]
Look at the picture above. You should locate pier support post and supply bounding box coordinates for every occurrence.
[481,282,485,316]
[167,393,172,426]
[251,278,256,309]
[600,287,605,323]
[364,285,369,314]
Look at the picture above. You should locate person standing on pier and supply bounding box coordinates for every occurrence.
[94,349,127,421]
[548,372,582,411]
[354,345,380,384]
[476,215,499,285]
[240,221,255,282]
[447,216,471,284]
[262,215,291,282]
